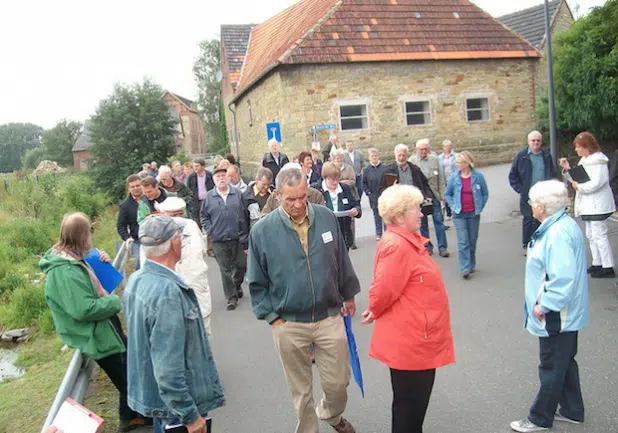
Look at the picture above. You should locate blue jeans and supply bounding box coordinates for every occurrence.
[371,205,384,237]
[420,198,447,252]
[131,240,141,270]
[154,416,209,433]
[453,212,480,274]
[528,332,584,428]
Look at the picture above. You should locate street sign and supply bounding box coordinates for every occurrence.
[266,122,281,142]
[312,123,337,132]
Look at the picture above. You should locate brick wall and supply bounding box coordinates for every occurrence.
[73,151,93,170]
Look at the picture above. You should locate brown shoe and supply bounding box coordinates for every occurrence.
[439,250,450,258]
[332,417,356,433]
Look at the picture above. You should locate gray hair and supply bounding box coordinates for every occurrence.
[268,138,280,148]
[141,233,179,258]
[331,148,346,158]
[528,130,542,141]
[275,163,305,192]
[256,167,273,183]
[158,165,172,176]
[368,147,378,155]
[528,180,568,216]
[415,138,430,148]
[394,143,409,155]
[442,139,452,147]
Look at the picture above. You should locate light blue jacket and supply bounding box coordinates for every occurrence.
[124,261,225,423]
[439,152,457,178]
[524,209,589,337]
[444,170,489,216]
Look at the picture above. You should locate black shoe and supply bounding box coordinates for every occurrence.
[226,299,238,310]
[444,225,451,231]
[591,267,615,279]
[587,265,602,274]
[351,244,358,250]
[237,289,244,299]
[462,272,470,280]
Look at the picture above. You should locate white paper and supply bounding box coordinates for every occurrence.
[333,211,351,218]
[52,401,101,433]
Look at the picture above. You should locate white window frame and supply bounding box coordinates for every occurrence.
[465,97,490,123]
[403,99,432,127]
[338,100,370,131]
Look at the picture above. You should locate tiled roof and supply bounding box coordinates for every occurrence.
[498,0,564,48]
[233,0,540,101]
[72,120,90,152]
[221,24,256,89]
[172,93,196,109]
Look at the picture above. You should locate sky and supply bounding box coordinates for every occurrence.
[0,0,607,129]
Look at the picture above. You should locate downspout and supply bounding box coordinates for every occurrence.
[228,101,240,166]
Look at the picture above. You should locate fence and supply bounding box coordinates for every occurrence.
[40,241,131,433]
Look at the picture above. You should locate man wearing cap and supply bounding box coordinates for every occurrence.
[124,214,224,433]
[157,197,213,342]
[200,166,248,311]
[262,138,290,183]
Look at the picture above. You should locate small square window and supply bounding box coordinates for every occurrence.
[466,98,489,122]
[405,100,431,126]
[339,104,369,130]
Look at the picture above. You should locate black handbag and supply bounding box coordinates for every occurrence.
[421,199,434,216]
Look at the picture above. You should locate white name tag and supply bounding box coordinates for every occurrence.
[322,231,333,244]
[476,184,481,190]
[433,170,439,176]
[342,198,349,205]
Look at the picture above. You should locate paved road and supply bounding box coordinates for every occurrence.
[146,164,618,432]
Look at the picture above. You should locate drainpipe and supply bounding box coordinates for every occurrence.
[544,0,558,170]
[228,101,240,167]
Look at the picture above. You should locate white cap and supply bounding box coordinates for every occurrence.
[155,197,187,213]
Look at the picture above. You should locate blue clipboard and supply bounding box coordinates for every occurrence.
[343,314,364,397]
[84,249,123,294]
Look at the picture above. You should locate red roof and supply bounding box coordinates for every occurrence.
[234,0,540,101]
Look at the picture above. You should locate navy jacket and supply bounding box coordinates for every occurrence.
[314,183,361,249]
[117,195,140,241]
[188,171,214,200]
[262,152,290,184]
[362,162,388,208]
[200,186,248,247]
[508,147,556,203]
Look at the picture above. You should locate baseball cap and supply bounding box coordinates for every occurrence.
[139,214,181,246]
[213,165,228,175]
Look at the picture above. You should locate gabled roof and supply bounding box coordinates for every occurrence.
[165,92,197,111]
[221,24,256,89]
[498,0,567,48]
[72,120,91,152]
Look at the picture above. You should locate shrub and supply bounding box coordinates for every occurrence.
[0,283,47,330]
[0,270,27,296]
[55,175,110,221]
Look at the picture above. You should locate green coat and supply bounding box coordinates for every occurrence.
[40,249,125,360]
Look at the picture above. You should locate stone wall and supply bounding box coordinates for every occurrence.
[233,58,539,170]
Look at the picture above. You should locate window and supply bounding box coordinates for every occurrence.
[339,104,369,130]
[405,100,431,126]
[466,98,490,122]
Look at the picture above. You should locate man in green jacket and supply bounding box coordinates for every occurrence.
[248,165,360,433]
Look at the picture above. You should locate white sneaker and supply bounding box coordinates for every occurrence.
[555,410,582,424]
[510,419,548,432]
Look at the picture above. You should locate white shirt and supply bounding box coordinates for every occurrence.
[322,180,343,213]
[348,151,355,164]
[217,187,230,204]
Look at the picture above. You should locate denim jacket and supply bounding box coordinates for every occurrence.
[444,170,489,216]
[124,261,224,423]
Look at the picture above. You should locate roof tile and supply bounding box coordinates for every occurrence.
[498,0,564,48]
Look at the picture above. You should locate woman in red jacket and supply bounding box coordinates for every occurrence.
[362,184,455,433]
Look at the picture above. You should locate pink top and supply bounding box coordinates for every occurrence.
[461,176,475,213]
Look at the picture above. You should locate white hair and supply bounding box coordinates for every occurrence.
[394,143,409,155]
[142,237,174,258]
[276,163,305,192]
[158,165,172,176]
[528,180,568,216]
[442,139,452,147]
[268,138,280,149]
[329,134,337,140]
[415,138,430,148]
[331,148,346,158]
[378,185,424,225]
[368,147,378,155]
[528,130,542,140]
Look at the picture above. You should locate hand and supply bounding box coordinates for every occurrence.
[393,179,399,185]
[244,249,248,255]
[349,208,359,217]
[360,310,375,324]
[125,238,134,245]
[341,299,356,317]
[186,416,207,433]
[571,181,579,190]
[271,318,286,327]
[533,304,545,321]
[99,251,111,263]
[44,427,64,433]
[559,158,570,171]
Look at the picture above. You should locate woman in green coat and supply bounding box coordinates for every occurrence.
[41,212,147,432]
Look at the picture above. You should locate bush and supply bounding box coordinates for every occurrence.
[0,270,27,296]
[0,283,47,330]
[55,175,110,220]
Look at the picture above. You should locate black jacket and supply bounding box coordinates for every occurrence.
[140,187,169,214]
[508,147,556,204]
[380,162,433,199]
[314,183,361,249]
[362,162,388,208]
[262,152,290,183]
[161,178,195,215]
[117,195,140,241]
[188,171,215,201]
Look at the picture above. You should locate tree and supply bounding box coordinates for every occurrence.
[0,123,43,173]
[538,0,618,140]
[89,79,177,199]
[41,120,83,167]
[193,38,229,154]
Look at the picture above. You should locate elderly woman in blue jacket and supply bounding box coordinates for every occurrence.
[510,180,589,433]
[444,151,488,279]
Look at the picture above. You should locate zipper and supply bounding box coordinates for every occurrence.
[423,312,428,339]
[306,247,316,323]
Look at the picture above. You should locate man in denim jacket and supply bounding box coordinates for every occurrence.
[124,214,225,433]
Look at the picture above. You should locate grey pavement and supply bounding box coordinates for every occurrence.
[149,164,618,432]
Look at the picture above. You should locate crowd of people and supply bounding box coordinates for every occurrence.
[39,129,614,433]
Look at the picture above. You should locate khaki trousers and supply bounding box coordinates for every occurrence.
[272,315,351,433]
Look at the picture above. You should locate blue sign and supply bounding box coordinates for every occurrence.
[266,122,281,142]
[312,123,337,132]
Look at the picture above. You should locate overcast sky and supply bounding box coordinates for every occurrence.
[0,0,606,128]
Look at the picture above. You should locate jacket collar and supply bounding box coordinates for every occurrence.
[386,224,430,252]
[277,202,316,230]
[142,260,190,290]
[530,208,567,243]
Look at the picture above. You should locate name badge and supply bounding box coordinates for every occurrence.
[476,184,481,190]
[322,231,333,244]
[433,170,439,176]
[342,198,349,205]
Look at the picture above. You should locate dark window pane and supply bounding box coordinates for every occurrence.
[405,101,425,113]
[406,114,426,125]
[341,118,365,130]
[467,99,482,110]
[467,110,483,121]
[340,105,364,117]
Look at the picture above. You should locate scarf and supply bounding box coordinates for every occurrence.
[56,248,108,298]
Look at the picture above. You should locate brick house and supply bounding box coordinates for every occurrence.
[221,0,545,171]
[72,120,93,170]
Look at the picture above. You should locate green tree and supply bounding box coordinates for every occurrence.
[193,38,229,154]
[41,120,83,167]
[89,79,177,199]
[538,0,618,140]
[0,123,43,173]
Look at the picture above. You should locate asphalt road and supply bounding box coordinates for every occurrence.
[148,164,618,433]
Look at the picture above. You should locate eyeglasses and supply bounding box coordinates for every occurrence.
[407,209,423,216]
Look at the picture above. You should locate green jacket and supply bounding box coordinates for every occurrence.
[40,249,124,360]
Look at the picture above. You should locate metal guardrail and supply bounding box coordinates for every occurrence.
[41,242,131,433]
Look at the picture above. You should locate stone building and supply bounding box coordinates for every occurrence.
[221,0,545,171]
[72,120,93,170]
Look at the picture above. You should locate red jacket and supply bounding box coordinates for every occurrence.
[368,225,455,371]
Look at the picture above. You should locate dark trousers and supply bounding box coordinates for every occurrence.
[96,351,140,422]
[528,332,584,428]
[444,202,452,217]
[420,198,448,252]
[390,368,436,433]
[212,240,246,301]
[521,200,540,247]
[371,205,384,237]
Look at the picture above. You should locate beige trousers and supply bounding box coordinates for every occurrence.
[272,315,351,433]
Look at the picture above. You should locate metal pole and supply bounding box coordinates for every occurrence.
[544,0,558,167]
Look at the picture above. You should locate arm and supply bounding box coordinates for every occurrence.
[437,161,446,198]
[444,174,455,209]
[576,163,610,194]
[349,188,362,219]
[610,151,618,194]
[480,173,489,209]
[508,154,522,194]
[247,230,278,323]
[368,242,413,318]
[116,205,131,241]
[238,195,250,248]
[361,168,370,197]
[539,234,578,313]
[200,198,212,234]
[137,200,150,223]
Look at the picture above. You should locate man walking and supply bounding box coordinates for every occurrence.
[137,176,169,222]
[124,214,224,433]
[362,148,387,240]
[248,164,360,433]
[262,138,290,182]
[243,167,274,229]
[117,174,143,269]
[227,164,248,193]
[439,140,457,221]
[201,166,248,310]
[409,139,450,257]
[343,140,365,201]
[158,165,195,216]
[188,158,215,229]
[509,131,556,254]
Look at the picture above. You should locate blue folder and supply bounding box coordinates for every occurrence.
[344,314,364,397]
[85,249,123,294]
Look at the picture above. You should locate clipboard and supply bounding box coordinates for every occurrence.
[384,173,398,187]
[567,165,591,183]
[51,398,104,433]
[85,248,123,294]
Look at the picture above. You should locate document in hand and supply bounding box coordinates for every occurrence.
[344,314,364,397]
[85,248,123,294]
[568,165,591,183]
[51,398,104,433]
